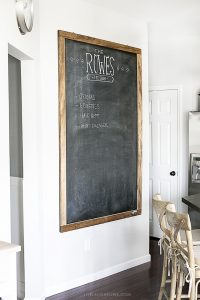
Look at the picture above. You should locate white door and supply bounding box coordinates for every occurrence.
[149,88,179,238]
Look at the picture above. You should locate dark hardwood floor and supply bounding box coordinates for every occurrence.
[47,239,162,300]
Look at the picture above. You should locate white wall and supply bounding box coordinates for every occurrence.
[0,1,44,299]
[10,177,25,299]
[4,1,200,299]
[148,21,200,209]
[1,1,200,299]
[39,0,150,297]
[0,1,149,299]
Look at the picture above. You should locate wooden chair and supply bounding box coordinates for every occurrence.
[153,194,177,300]
[153,194,200,300]
[165,209,200,300]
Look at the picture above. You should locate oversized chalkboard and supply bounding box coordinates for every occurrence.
[58,31,142,232]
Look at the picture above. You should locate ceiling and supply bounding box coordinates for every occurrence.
[83,0,200,24]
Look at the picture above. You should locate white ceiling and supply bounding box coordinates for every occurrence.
[83,0,200,23]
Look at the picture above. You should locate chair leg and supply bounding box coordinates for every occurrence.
[158,251,168,300]
[169,256,177,300]
[176,271,183,300]
[189,269,196,300]
[195,279,200,300]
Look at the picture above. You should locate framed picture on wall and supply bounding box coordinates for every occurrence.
[190,153,200,183]
[58,30,142,232]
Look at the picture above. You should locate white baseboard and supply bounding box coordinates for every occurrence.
[45,254,151,297]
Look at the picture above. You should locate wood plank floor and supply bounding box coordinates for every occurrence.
[47,239,162,300]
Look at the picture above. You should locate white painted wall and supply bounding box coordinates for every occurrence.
[0,1,44,299]
[148,21,200,209]
[1,1,149,299]
[3,1,200,299]
[10,177,25,299]
[39,0,150,297]
[1,0,200,299]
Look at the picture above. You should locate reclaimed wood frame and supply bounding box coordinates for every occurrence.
[58,30,142,232]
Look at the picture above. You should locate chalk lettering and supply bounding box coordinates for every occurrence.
[80,123,89,129]
[80,113,90,119]
[94,49,104,54]
[86,53,115,76]
[75,122,109,130]
[80,113,100,119]
[79,103,100,110]
[86,52,115,83]
[91,123,109,128]
[91,113,100,119]
[79,93,95,101]
[87,74,114,83]
[109,57,115,76]
[98,56,105,74]
[86,53,93,74]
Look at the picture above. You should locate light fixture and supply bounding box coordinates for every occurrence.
[15,0,34,35]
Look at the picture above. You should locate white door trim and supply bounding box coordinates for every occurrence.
[149,85,182,212]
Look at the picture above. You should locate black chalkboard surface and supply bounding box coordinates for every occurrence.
[58,31,142,232]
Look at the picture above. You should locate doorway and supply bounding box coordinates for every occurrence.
[149,87,180,238]
[8,54,25,299]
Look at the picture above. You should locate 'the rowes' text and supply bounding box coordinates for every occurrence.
[86,53,115,76]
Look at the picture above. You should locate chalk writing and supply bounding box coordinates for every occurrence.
[86,51,115,83]
[94,49,104,55]
[79,103,100,110]
[80,113,100,119]
[117,64,129,72]
[91,123,109,128]
[75,123,109,130]
[91,113,100,119]
[87,74,114,83]
[67,57,85,64]
[79,93,95,101]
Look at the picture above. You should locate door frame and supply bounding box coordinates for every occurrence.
[149,85,182,212]
[8,43,44,299]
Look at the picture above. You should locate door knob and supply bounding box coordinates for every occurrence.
[170,171,176,176]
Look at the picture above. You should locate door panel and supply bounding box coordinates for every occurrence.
[149,89,178,237]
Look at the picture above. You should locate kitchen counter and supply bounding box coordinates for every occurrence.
[182,193,200,213]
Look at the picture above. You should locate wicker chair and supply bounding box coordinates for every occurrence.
[153,194,177,300]
[165,209,200,300]
[153,195,200,299]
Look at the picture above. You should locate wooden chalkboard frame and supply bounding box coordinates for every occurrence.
[58,30,142,232]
